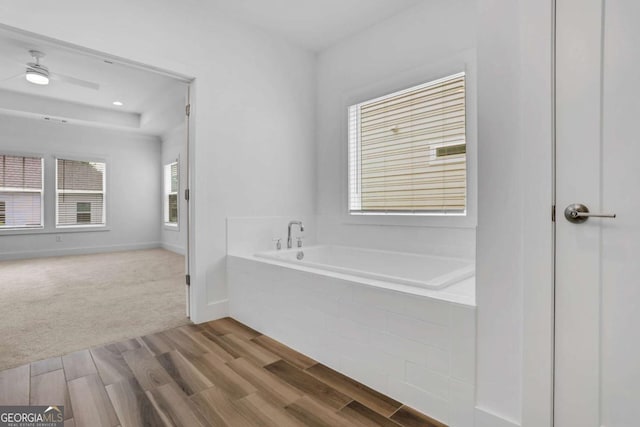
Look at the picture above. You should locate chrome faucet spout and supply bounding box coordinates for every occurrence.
[287,220,304,249]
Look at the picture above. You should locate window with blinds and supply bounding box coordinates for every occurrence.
[348,72,467,214]
[164,161,178,225]
[0,154,43,228]
[56,159,106,226]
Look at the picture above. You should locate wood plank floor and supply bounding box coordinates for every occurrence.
[0,317,446,427]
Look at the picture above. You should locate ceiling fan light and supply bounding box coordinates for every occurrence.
[26,69,49,85]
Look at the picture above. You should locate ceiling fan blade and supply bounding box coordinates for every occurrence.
[50,72,100,91]
[0,73,23,83]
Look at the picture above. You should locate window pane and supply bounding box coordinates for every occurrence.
[164,161,178,225]
[57,159,105,191]
[0,155,43,228]
[170,162,178,193]
[56,159,105,226]
[348,73,467,214]
[168,194,178,223]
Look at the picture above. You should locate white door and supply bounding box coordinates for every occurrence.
[555,1,640,426]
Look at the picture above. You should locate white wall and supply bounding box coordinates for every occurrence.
[0,115,161,259]
[475,1,554,426]
[315,0,478,260]
[160,124,187,255]
[0,0,317,322]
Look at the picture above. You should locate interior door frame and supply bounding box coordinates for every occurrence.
[0,22,198,320]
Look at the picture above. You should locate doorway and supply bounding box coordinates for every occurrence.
[0,24,194,370]
[555,0,639,425]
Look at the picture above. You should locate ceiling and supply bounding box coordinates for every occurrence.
[206,0,423,51]
[0,1,421,134]
[0,26,187,137]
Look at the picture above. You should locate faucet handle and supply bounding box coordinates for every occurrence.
[272,238,282,250]
[296,237,303,248]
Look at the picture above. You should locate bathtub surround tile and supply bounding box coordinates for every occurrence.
[427,347,451,376]
[448,379,475,427]
[339,300,388,330]
[352,285,407,313]
[327,314,375,343]
[385,312,450,350]
[226,216,318,257]
[228,255,474,425]
[449,305,476,384]
[405,361,450,401]
[372,331,432,367]
[403,297,452,327]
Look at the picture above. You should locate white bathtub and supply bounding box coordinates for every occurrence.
[255,245,474,291]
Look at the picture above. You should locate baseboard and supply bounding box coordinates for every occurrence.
[160,242,185,255]
[192,299,229,324]
[0,242,162,261]
[475,407,521,427]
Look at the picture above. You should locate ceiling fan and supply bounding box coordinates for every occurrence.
[1,50,100,90]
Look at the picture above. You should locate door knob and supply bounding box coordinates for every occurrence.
[564,203,616,224]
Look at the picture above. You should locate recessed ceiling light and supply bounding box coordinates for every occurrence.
[112,101,123,106]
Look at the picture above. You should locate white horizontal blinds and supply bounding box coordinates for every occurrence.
[56,159,106,226]
[349,73,467,213]
[164,162,178,225]
[0,155,43,228]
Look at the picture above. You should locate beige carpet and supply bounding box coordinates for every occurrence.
[0,248,189,371]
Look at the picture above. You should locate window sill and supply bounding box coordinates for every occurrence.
[341,212,476,229]
[164,223,179,232]
[0,226,110,236]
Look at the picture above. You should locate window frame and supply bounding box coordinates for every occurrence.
[163,160,179,229]
[0,153,45,230]
[348,72,468,216]
[340,50,477,228]
[55,157,107,229]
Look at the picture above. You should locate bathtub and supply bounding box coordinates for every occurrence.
[255,245,474,291]
[227,246,476,425]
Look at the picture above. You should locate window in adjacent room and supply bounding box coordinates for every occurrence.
[164,161,178,226]
[76,202,91,224]
[348,72,467,215]
[56,158,106,227]
[0,154,44,229]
